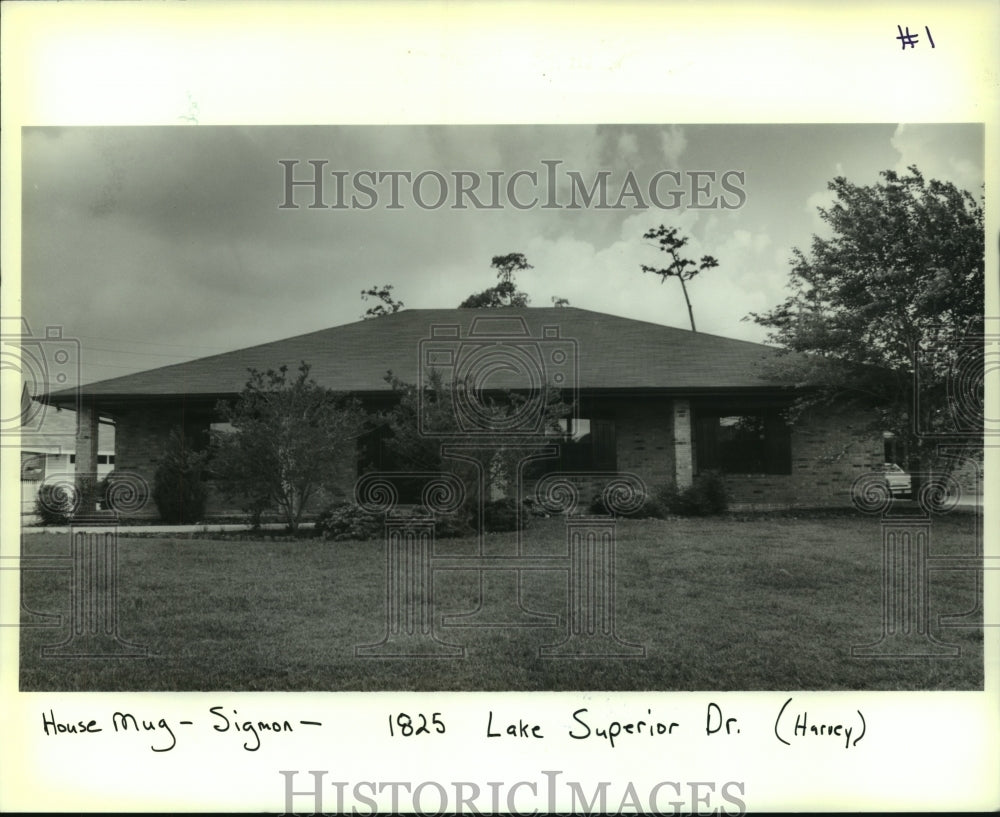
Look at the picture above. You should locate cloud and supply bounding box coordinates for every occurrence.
[20,124,982,384]
[890,124,984,194]
[617,131,639,158]
[508,205,778,343]
[659,126,687,166]
[804,188,837,234]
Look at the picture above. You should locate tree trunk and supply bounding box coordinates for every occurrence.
[679,278,697,332]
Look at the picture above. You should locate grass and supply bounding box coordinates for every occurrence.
[19,511,984,691]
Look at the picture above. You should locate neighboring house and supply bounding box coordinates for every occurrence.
[41,307,896,516]
[20,401,115,520]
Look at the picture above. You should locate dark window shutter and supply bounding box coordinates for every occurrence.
[591,419,617,470]
[764,412,792,474]
[695,416,718,472]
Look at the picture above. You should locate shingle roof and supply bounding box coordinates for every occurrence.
[46,308,793,403]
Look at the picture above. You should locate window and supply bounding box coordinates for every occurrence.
[21,453,45,481]
[523,417,617,476]
[553,417,616,471]
[70,454,115,465]
[695,407,791,475]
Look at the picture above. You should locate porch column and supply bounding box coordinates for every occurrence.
[672,398,693,489]
[74,402,100,513]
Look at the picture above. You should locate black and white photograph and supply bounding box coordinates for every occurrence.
[14,123,988,693]
[2,3,997,815]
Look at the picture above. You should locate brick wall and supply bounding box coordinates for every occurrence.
[110,396,889,519]
[113,406,182,518]
[613,397,676,489]
[612,399,884,510]
[112,404,358,521]
[718,407,884,510]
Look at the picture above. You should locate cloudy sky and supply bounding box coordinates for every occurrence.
[21,123,983,388]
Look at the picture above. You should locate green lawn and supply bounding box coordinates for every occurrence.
[19,511,984,691]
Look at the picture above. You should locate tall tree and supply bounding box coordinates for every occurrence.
[749,165,984,470]
[459,253,532,308]
[213,363,366,531]
[360,284,404,319]
[640,225,718,332]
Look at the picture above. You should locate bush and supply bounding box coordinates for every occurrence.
[589,487,667,519]
[482,497,531,532]
[423,509,474,539]
[34,482,76,525]
[662,471,729,516]
[316,503,384,541]
[242,495,272,531]
[152,428,208,523]
[316,502,475,541]
[96,473,112,511]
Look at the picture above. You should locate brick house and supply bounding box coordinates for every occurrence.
[19,397,116,521]
[42,307,887,517]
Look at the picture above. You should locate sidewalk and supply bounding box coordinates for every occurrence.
[22,497,983,535]
[21,522,313,535]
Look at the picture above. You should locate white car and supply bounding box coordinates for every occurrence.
[879,462,912,497]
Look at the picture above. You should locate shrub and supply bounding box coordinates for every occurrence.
[242,495,272,531]
[34,483,76,525]
[316,502,384,541]
[96,473,113,511]
[589,487,667,519]
[152,428,208,523]
[422,509,474,539]
[316,502,475,541]
[482,497,531,532]
[663,471,729,516]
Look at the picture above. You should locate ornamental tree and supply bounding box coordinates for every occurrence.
[213,362,367,532]
[749,165,984,470]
